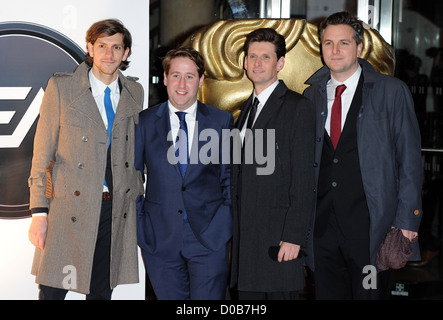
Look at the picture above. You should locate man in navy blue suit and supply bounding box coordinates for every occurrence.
[135,47,234,300]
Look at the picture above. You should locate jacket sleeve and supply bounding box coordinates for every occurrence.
[134,116,146,215]
[281,95,316,246]
[28,77,61,213]
[391,81,423,231]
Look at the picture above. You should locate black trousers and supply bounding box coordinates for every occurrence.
[238,290,299,300]
[313,211,390,300]
[39,200,113,300]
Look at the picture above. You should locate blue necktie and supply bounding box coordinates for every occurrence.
[175,111,188,220]
[104,87,115,148]
[104,87,114,187]
[175,111,188,178]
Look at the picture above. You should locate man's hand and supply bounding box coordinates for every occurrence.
[401,229,418,242]
[277,241,300,262]
[28,216,48,250]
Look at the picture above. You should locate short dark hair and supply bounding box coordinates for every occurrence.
[244,28,286,60]
[318,11,364,45]
[162,47,205,78]
[85,19,132,70]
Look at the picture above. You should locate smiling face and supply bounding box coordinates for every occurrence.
[244,41,285,94]
[321,24,363,82]
[87,33,130,85]
[163,56,204,111]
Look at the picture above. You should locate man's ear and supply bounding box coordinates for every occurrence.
[277,56,285,72]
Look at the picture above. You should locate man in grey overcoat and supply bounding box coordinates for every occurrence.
[27,19,144,299]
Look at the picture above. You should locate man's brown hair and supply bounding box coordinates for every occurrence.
[162,47,205,78]
[85,19,132,70]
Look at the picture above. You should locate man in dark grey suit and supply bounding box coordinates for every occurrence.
[230,28,316,300]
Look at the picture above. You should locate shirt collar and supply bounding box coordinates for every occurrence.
[330,64,362,92]
[168,100,198,121]
[89,69,119,97]
[254,79,279,106]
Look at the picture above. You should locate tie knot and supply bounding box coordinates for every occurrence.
[176,111,187,121]
[335,84,346,97]
[105,86,111,95]
[252,97,259,109]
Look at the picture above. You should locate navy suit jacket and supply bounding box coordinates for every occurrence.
[135,101,234,256]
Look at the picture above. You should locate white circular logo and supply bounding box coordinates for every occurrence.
[0,22,85,219]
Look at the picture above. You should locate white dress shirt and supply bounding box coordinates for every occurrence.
[240,79,280,142]
[168,100,197,151]
[89,70,121,193]
[325,65,362,136]
[89,69,120,129]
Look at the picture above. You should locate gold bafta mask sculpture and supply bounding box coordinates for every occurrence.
[183,19,394,120]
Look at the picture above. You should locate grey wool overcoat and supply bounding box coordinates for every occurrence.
[28,62,144,294]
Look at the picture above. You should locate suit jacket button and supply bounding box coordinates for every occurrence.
[71,217,77,222]
[178,209,183,214]
[81,136,88,142]
[125,162,129,167]
[123,213,127,218]
[74,190,80,196]
[182,186,186,191]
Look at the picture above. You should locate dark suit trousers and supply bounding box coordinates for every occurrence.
[313,211,390,300]
[238,290,299,300]
[144,220,230,300]
[39,200,113,300]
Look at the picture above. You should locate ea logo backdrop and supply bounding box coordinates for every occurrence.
[0,22,85,219]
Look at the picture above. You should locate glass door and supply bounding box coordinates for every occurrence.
[361,0,443,299]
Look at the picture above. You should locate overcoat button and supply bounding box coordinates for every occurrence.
[78,162,84,169]
[125,162,129,167]
[81,136,88,142]
[74,190,80,196]
[123,213,127,218]
[71,217,77,222]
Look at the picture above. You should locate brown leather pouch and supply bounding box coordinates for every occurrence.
[45,160,55,199]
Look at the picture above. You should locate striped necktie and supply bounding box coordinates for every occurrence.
[175,111,188,178]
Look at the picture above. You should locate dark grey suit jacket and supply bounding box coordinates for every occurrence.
[230,80,316,292]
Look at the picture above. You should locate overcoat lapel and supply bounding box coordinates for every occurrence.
[68,63,106,131]
[114,73,143,123]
